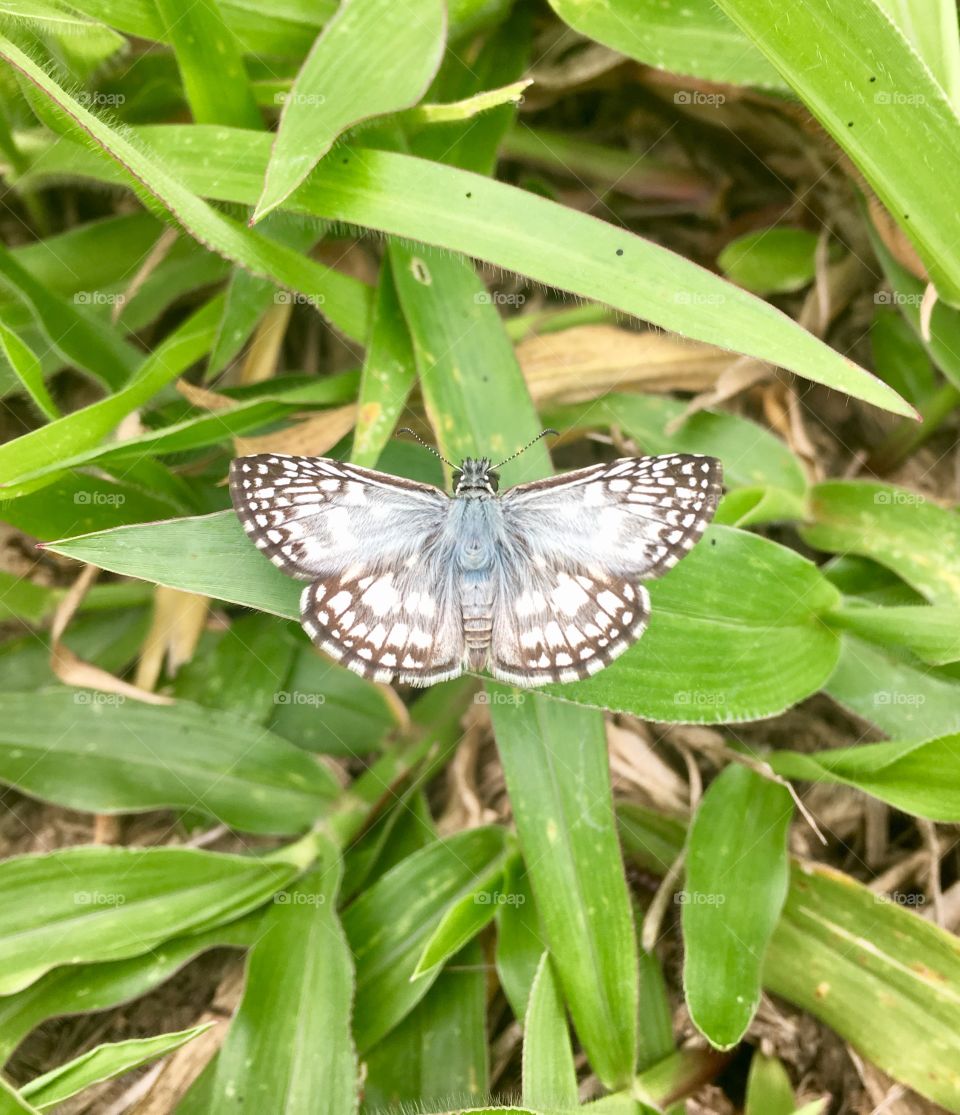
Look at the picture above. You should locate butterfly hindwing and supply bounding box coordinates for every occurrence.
[490,564,651,685]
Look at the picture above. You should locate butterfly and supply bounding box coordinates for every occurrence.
[229,440,722,688]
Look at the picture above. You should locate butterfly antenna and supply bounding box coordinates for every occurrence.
[397,427,457,469]
[493,428,559,469]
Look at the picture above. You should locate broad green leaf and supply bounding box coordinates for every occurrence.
[0,318,58,419]
[683,764,792,1048]
[362,939,489,1111]
[253,0,445,221]
[0,296,221,494]
[522,953,578,1111]
[547,0,785,89]
[490,695,637,1089]
[718,229,820,296]
[0,914,261,1063]
[351,254,417,468]
[0,1078,39,1114]
[827,602,960,665]
[23,126,916,418]
[636,950,677,1072]
[0,845,296,995]
[21,1024,213,1109]
[0,571,55,624]
[544,525,839,722]
[802,480,960,607]
[155,0,261,128]
[826,635,960,738]
[770,734,960,821]
[0,38,371,343]
[206,856,357,1114]
[343,826,506,1051]
[712,0,960,306]
[744,1052,795,1115]
[0,689,339,834]
[870,307,938,405]
[766,862,960,1111]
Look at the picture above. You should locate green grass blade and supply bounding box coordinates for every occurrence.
[0,37,371,343]
[155,0,261,127]
[20,124,916,417]
[0,915,260,1063]
[0,846,296,995]
[207,855,357,1114]
[712,0,960,306]
[827,602,960,665]
[0,318,58,419]
[490,694,637,1090]
[351,253,417,467]
[802,480,960,607]
[548,0,786,89]
[252,0,445,221]
[770,734,960,821]
[0,689,339,834]
[21,1024,213,1110]
[743,1052,796,1115]
[0,295,221,492]
[683,764,792,1048]
[521,953,578,1111]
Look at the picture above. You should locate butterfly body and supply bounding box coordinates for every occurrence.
[230,449,722,688]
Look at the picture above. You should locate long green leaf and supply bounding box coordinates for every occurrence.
[20,125,916,417]
[683,764,792,1048]
[712,0,960,306]
[0,845,296,995]
[522,952,578,1110]
[490,694,637,1089]
[0,689,339,834]
[207,854,357,1114]
[21,1024,213,1110]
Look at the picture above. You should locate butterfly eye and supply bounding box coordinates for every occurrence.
[452,470,463,488]
[487,470,500,492]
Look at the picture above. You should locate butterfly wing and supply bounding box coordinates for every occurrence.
[489,454,722,686]
[230,453,464,684]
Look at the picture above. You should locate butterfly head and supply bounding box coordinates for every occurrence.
[453,457,499,497]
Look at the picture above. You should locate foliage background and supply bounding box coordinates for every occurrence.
[0,0,959,1111]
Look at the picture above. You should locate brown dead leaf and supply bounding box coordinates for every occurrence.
[176,379,235,411]
[866,194,928,282]
[113,226,178,324]
[233,403,358,457]
[51,565,174,707]
[239,299,292,384]
[134,586,209,690]
[517,324,728,405]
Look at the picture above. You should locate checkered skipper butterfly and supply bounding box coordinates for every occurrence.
[230,439,722,687]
